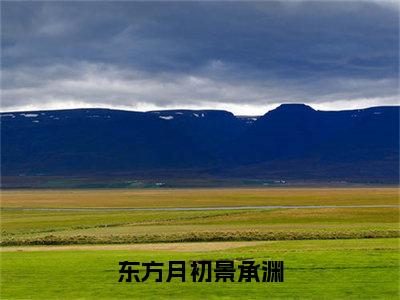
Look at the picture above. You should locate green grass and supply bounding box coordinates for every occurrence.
[1,239,399,299]
[2,207,399,245]
[1,188,399,298]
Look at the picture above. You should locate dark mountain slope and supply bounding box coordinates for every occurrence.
[1,109,233,175]
[319,106,399,162]
[228,104,399,164]
[1,105,398,183]
[226,104,325,162]
[148,110,250,153]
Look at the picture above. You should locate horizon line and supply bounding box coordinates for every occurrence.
[1,103,399,116]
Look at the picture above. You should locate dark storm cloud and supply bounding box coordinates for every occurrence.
[1,1,399,114]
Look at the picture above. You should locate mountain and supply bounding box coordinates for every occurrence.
[222,104,399,182]
[1,104,398,185]
[228,104,399,163]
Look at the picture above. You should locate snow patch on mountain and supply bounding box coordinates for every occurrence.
[21,113,38,117]
[159,115,174,120]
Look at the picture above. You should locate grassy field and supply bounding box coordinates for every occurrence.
[1,207,399,245]
[1,239,399,299]
[2,187,398,208]
[1,187,399,299]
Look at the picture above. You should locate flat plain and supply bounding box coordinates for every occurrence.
[1,187,399,299]
[2,187,398,207]
[1,239,399,299]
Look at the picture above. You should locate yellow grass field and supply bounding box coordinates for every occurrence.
[1,187,399,299]
[1,187,399,246]
[1,187,399,208]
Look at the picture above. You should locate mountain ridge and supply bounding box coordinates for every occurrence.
[1,104,398,184]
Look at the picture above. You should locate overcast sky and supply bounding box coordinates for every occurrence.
[1,1,399,115]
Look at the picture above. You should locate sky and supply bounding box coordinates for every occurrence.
[1,1,399,115]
